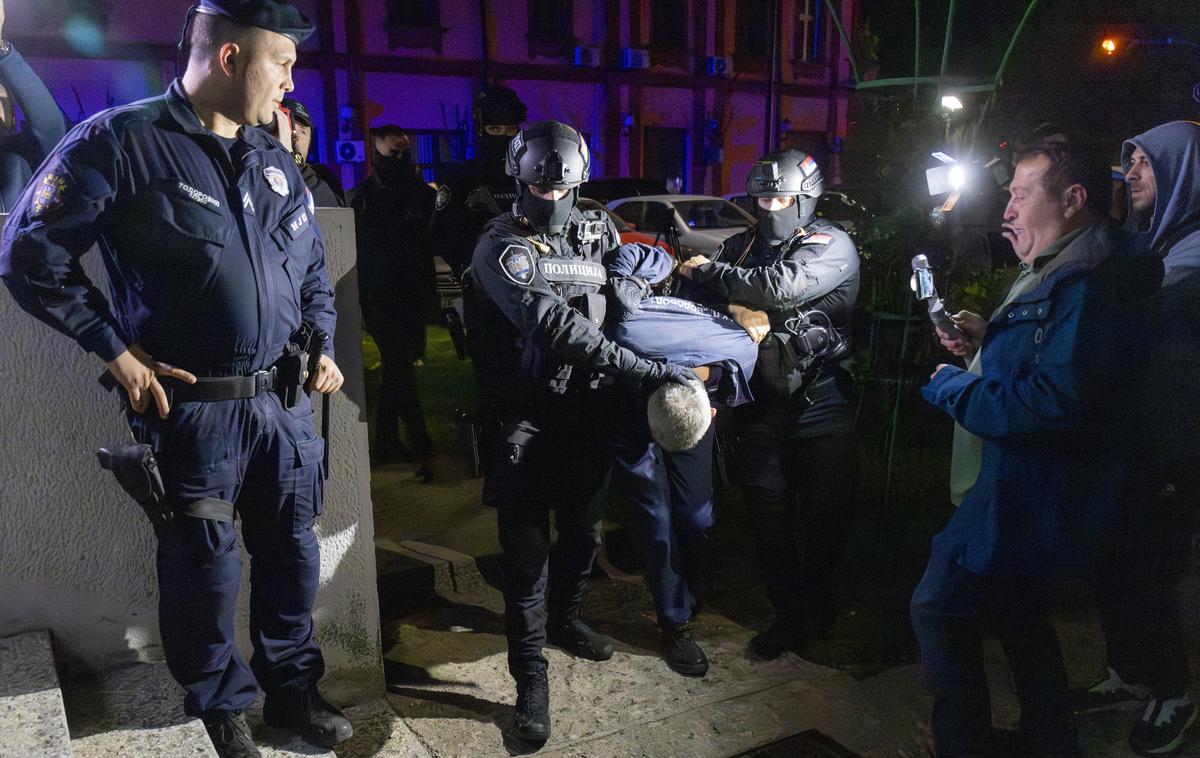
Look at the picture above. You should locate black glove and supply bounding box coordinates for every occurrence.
[642,361,696,392]
[608,275,650,322]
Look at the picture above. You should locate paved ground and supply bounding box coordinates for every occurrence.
[363,328,1200,756]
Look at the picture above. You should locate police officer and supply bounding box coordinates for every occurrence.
[678,149,860,660]
[350,126,436,473]
[0,2,350,756]
[470,121,693,741]
[431,83,527,279]
[279,96,344,207]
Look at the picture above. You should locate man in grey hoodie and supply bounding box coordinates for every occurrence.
[1073,121,1200,756]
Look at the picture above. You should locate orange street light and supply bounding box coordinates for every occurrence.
[1101,38,1118,55]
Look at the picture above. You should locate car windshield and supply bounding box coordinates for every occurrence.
[577,197,630,232]
[672,199,754,229]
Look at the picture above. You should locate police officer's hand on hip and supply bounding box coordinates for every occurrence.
[106,344,198,418]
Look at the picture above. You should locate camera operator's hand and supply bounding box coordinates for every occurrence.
[937,310,986,358]
[728,303,770,343]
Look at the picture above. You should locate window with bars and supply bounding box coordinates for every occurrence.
[529,0,573,41]
[795,0,823,63]
[649,0,687,51]
[386,0,438,27]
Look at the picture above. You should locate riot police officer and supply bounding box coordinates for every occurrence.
[678,149,860,661]
[470,120,693,741]
[0,2,350,756]
[431,83,527,279]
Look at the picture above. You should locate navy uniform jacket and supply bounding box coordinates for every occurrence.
[470,207,666,413]
[430,158,518,278]
[682,218,859,434]
[0,45,67,212]
[0,80,336,376]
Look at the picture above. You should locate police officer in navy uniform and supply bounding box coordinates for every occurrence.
[470,120,694,741]
[431,83,527,279]
[678,149,860,661]
[0,2,351,756]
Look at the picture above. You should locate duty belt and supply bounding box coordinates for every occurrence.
[163,367,280,402]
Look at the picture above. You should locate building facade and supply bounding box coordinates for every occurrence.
[11,0,857,195]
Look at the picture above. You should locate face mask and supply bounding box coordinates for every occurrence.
[518,185,575,235]
[373,150,411,184]
[479,134,510,163]
[756,201,801,245]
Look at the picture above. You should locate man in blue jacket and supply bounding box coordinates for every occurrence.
[0,0,66,212]
[0,2,349,756]
[912,129,1160,757]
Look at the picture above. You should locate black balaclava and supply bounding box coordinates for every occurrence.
[517,185,577,236]
[374,149,413,186]
[480,133,512,164]
[756,198,803,246]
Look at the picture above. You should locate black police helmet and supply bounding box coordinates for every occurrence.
[746,149,825,198]
[505,120,590,190]
[473,85,528,133]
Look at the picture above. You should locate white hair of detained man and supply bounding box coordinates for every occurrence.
[647,378,711,452]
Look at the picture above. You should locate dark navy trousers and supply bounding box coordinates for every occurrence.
[483,393,612,681]
[611,419,715,629]
[130,392,325,718]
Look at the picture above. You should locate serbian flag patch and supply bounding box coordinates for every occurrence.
[799,155,818,176]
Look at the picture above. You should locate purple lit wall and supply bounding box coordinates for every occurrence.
[8,0,857,195]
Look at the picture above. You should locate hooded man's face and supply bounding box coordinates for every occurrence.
[1125,146,1157,219]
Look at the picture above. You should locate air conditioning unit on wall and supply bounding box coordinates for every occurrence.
[620,48,651,69]
[705,56,732,77]
[573,46,602,68]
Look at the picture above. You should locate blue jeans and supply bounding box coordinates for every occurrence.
[910,529,1079,758]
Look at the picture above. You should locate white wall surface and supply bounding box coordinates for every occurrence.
[0,208,383,703]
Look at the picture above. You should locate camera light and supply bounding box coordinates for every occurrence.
[948,164,967,191]
[941,95,964,112]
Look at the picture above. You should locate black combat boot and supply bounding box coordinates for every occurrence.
[263,685,353,748]
[661,622,708,677]
[546,615,614,661]
[513,669,551,741]
[749,621,804,661]
[202,711,261,758]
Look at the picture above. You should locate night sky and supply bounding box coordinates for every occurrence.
[858,0,1200,146]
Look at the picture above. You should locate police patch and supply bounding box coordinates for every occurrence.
[499,244,535,286]
[435,185,452,211]
[264,166,289,197]
[802,232,833,245]
[30,172,68,218]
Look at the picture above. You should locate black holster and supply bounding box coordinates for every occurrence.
[96,444,172,535]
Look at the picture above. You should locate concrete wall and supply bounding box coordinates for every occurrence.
[0,209,383,703]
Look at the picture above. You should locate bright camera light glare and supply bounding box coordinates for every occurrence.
[948,165,967,190]
[941,95,964,112]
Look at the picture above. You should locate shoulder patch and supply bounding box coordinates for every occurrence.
[435,185,452,211]
[801,232,833,246]
[263,166,289,197]
[499,244,536,286]
[30,171,69,218]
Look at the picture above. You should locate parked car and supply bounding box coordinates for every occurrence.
[579,177,669,206]
[577,197,676,256]
[607,195,754,258]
